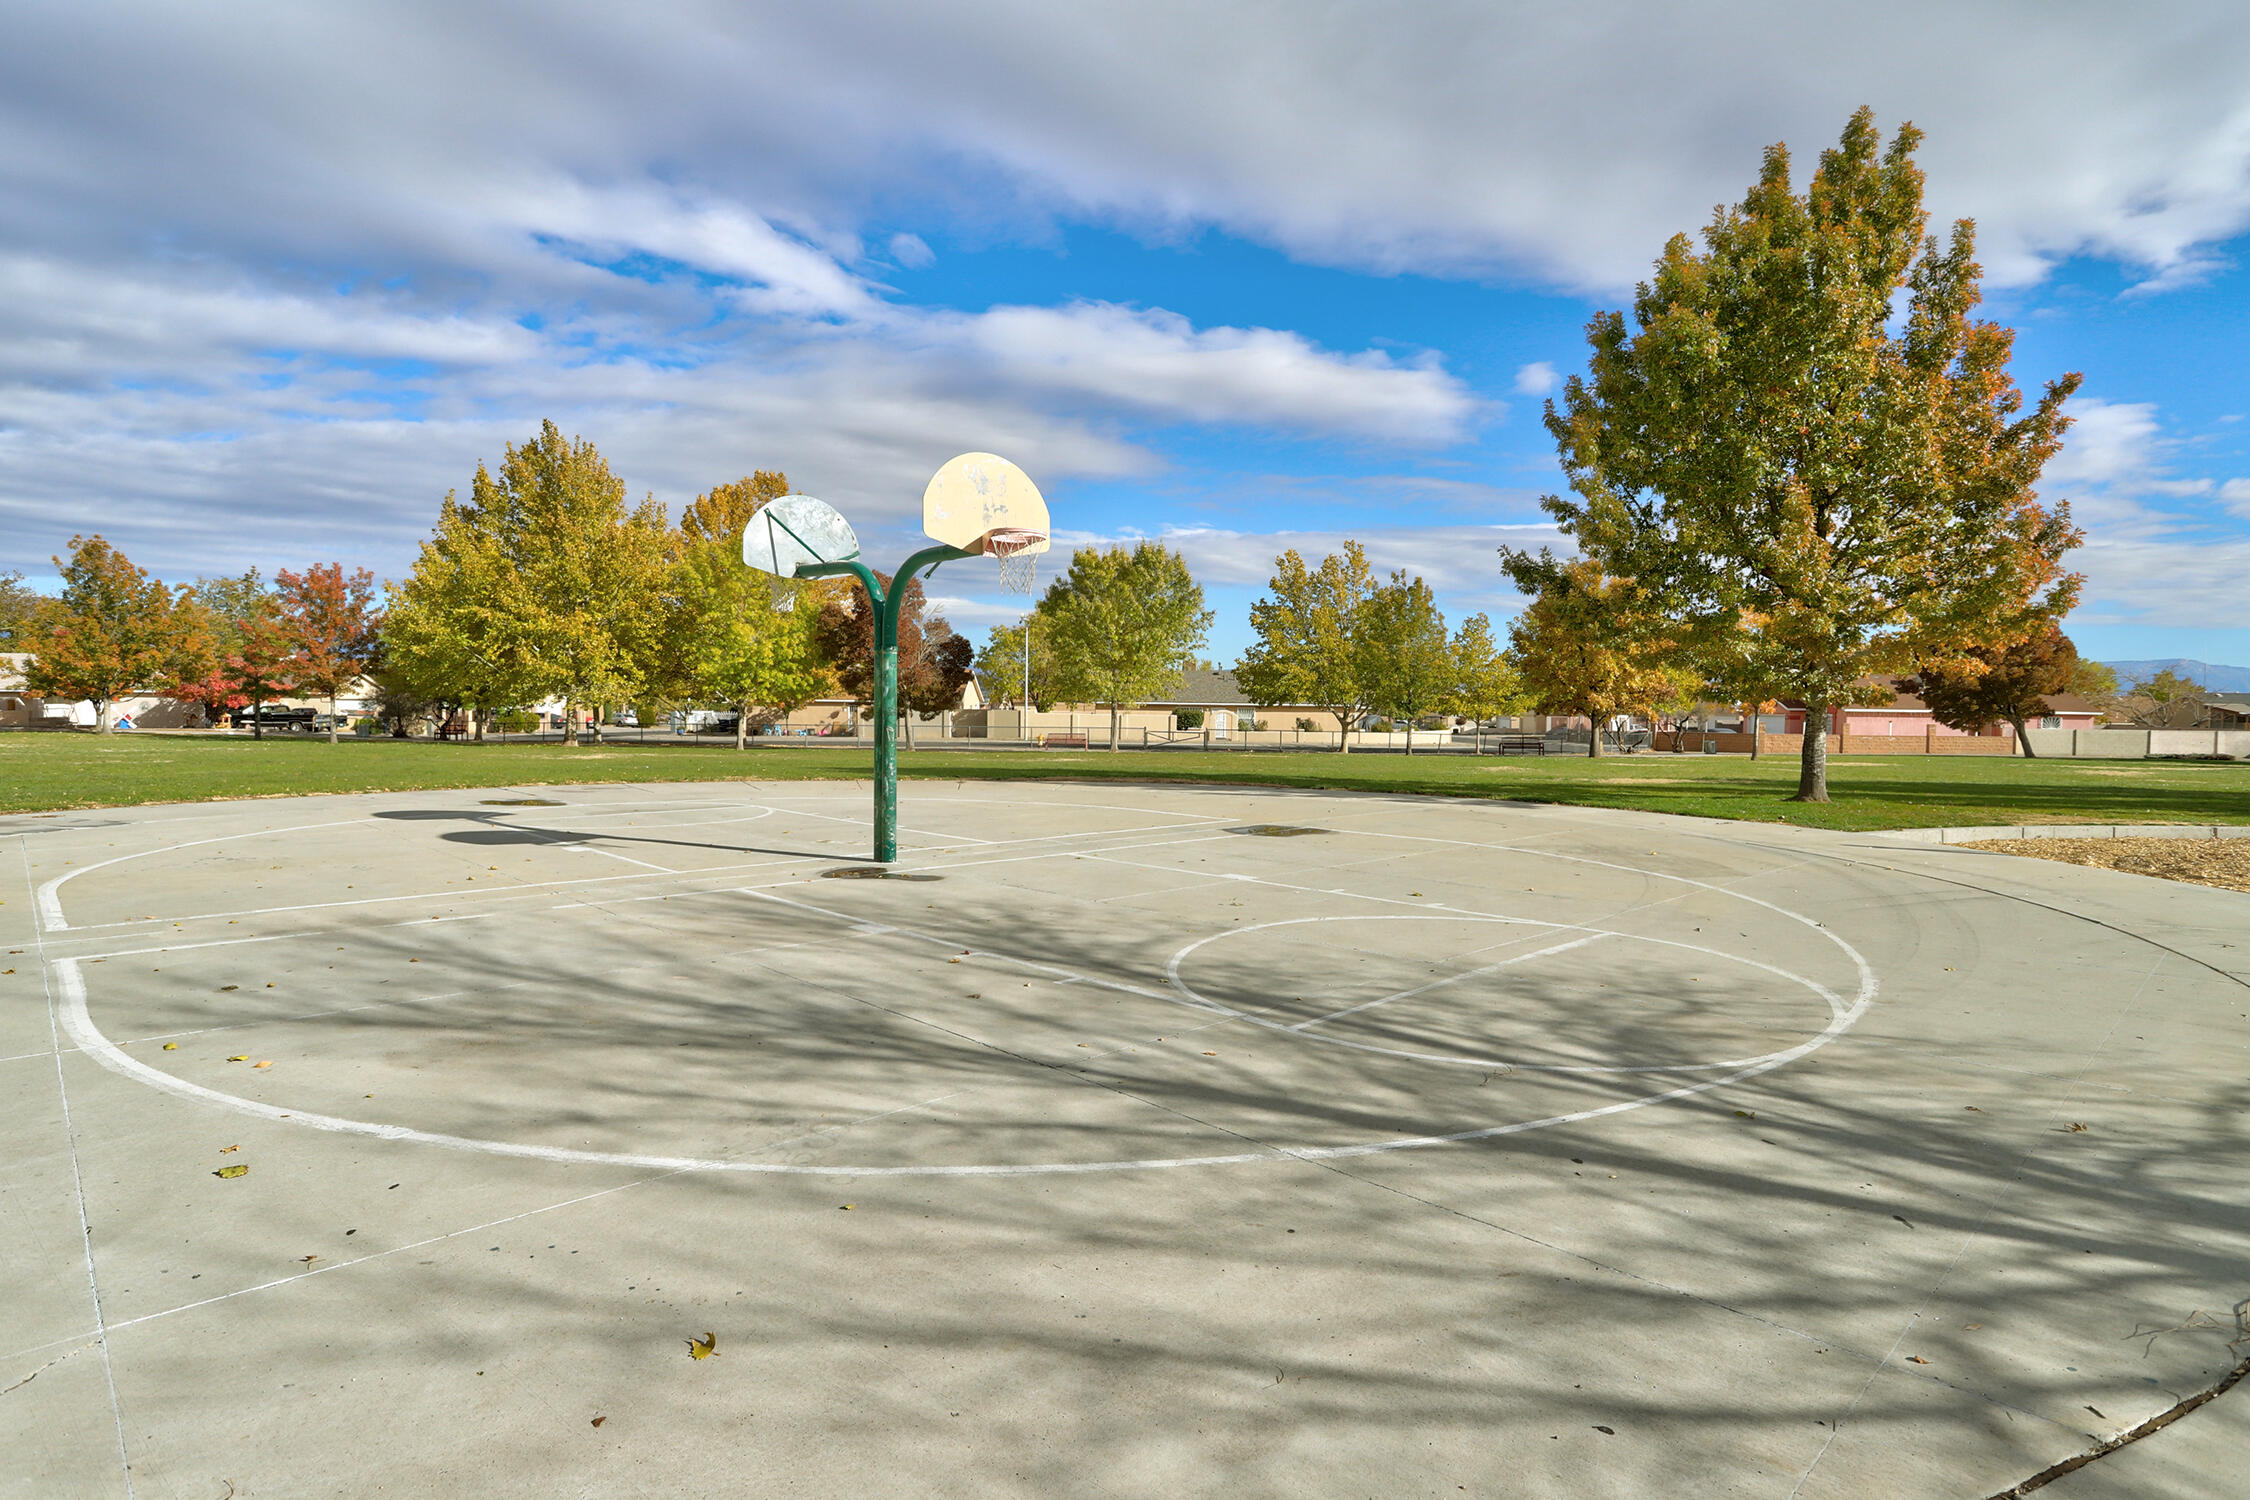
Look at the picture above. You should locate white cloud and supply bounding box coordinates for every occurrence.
[887,233,935,269]
[943,302,1475,443]
[2220,478,2250,517]
[1512,362,1557,398]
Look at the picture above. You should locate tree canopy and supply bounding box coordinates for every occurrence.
[1507,560,1691,757]
[1237,543,1378,751]
[277,563,383,742]
[665,534,828,747]
[23,536,191,732]
[1356,571,1453,752]
[1904,622,2079,755]
[1507,109,2082,800]
[1038,542,1212,751]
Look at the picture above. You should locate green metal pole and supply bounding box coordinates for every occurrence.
[872,622,900,862]
[799,544,976,863]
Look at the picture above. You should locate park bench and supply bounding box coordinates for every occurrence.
[1040,732,1090,748]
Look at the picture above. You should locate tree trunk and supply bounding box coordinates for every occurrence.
[735,701,750,751]
[1109,702,1121,752]
[1586,713,1602,758]
[1793,703,1830,801]
[1402,717,1413,755]
[1335,709,1352,753]
[252,697,265,740]
[96,700,112,734]
[563,702,579,746]
[2009,713,2036,758]
[329,692,340,743]
[901,709,916,750]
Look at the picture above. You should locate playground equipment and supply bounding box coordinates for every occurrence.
[740,453,1049,861]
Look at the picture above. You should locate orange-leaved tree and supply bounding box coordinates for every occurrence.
[23,535,190,732]
[1506,559,1692,758]
[278,563,383,742]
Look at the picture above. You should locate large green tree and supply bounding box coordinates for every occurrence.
[1508,109,2082,801]
[1903,622,2079,755]
[667,536,828,748]
[679,470,790,549]
[23,536,192,732]
[384,490,539,738]
[1040,542,1213,751]
[1236,542,1378,751]
[1356,571,1453,754]
[388,422,669,744]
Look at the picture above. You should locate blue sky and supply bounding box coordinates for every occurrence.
[4,2,2249,669]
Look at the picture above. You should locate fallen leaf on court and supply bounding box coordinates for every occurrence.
[162,1042,179,1050]
[265,983,274,987]
[2067,1122,2088,1132]
[1964,1323,1982,1331]
[1593,1425,1614,1435]
[686,1331,718,1359]
[966,993,980,998]
[1203,1051,1217,1056]
[1964,1106,1984,1112]
[227,1055,249,1062]
[220,1144,239,1153]
[253,1060,273,1069]
[590,1415,606,1427]
[219,985,238,992]
[1733,1110,1755,1119]
[948,957,960,964]
[1906,1355,1930,1364]
[214,1164,248,1179]
[838,1204,853,1211]
[300,1255,318,1264]
[1409,892,1422,896]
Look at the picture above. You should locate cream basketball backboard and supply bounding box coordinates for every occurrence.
[922,453,1050,556]
[741,495,860,578]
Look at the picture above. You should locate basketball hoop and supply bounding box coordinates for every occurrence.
[986,527,1045,595]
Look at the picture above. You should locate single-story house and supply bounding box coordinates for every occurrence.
[2205,693,2250,729]
[1782,679,2102,738]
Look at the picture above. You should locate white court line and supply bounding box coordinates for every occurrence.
[43,793,1879,1177]
[35,817,371,932]
[553,842,677,873]
[20,841,136,1494]
[1287,933,1612,1031]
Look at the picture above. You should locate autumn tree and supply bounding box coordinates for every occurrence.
[679,470,790,548]
[383,491,535,738]
[1903,622,2080,755]
[227,603,301,739]
[1237,542,1378,751]
[23,536,189,732]
[388,422,668,744]
[277,563,382,742]
[1039,543,1213,751]
[1506,560,1691,758]
[1356,571,1452,753]
[1509,110,2082,801]
[667,535,828,748]
[811,573,970,747]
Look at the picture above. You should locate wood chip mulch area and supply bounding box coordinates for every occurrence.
[1962,836,2250,895]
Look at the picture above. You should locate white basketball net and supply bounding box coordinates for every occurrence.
[987,528,1045,595]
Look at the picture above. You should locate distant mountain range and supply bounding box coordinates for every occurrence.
[2101,659,2250,693]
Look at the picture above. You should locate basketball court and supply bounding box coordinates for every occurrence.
[6,779,2246,1496]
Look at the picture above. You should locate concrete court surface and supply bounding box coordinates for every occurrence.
[4,778,2246,1499]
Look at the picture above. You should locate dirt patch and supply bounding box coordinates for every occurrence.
[1963,836,2250,895]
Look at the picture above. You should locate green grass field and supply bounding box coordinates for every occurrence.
[4,731,2246,831]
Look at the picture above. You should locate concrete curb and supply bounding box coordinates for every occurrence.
[1874,823,2250,844]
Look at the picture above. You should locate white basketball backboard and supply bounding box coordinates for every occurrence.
[922,453,1050,555]
[742,496,860,577]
